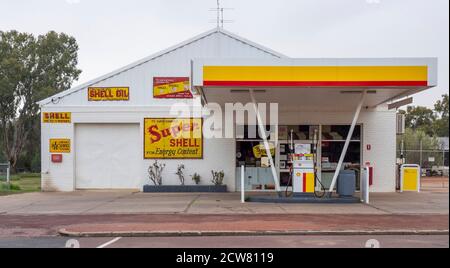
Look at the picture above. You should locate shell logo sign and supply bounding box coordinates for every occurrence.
[144,118,203,159]
[43,112,71,124]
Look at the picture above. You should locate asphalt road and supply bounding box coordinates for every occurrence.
[0,235,448,248]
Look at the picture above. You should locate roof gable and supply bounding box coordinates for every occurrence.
[38,28,287,106]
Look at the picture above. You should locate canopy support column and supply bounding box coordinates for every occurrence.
[249,89,281,193]
[328,91,367,195]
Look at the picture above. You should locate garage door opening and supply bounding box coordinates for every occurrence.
[75,123,141,190]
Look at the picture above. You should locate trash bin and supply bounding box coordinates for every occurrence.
[337,170,356,197]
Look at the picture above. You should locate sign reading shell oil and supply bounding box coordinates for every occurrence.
[144,118,202,159]
[88,87,129,101]
[153,77,193,99]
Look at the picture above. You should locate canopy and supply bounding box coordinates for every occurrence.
[192,58,437,109]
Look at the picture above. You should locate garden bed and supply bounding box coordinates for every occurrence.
[143,185,227,193]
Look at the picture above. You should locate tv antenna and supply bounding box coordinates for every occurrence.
[209,0,234,29]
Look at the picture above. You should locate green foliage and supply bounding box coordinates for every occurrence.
[435,94,449,118]
[397,129,444,167]
[403,106,436,136]
[0,182,21,191]
[433,118,449,137]
[30,153,41,173]
[399,94,449,137]
[0,173,40,195]
[0,30,81,170]
[434,94,449,137]
[398,128,439,151]
[191,173,201,185]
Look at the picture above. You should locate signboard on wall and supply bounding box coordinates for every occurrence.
[43,112,71,124]
[88,87,129,101]
[153,77,193,99]
[144,118,202,159]
[253,143,275,159]
[49,139,71,153]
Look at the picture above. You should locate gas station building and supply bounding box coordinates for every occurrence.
[38,28,437,193]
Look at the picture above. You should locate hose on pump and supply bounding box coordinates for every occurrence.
[313,129,327,199]
[285,164,294,198]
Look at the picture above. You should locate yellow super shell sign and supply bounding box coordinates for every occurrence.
[144,118,203,159]
[253,144,275,159]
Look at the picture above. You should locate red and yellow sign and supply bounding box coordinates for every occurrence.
[88,87,129,101]
[49,139,71,153]
[203,66,428,87]
[253,143,276,159]
[153,77,193,99]
[43,112,71,124]
[144,118,202,159]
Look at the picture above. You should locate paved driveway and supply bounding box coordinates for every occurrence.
[0,189,447,216]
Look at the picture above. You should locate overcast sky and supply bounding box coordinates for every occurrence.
[1,0,448,107]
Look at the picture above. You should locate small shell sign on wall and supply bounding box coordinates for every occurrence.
[153,77,193,99]
[49,139,71,153]
[42,112,71,124]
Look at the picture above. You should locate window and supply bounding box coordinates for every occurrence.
[279,125,315,140]
[236,125,273,140]
[321,125,362,190]
[322,125,361,141]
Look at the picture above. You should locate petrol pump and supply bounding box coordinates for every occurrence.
[287,129,324,198]
[249,128,358,203]
[292,152,315,196]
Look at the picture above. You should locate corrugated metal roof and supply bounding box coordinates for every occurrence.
[38,28,287,106]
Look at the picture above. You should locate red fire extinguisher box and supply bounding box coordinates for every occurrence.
[51,154,63,163]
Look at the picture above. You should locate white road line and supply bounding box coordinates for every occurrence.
[97,237,122,248]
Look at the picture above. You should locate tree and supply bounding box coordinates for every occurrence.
[433,94,449,137]
[402,106,436,136]
[0,30,81,170]
[435,94,449,118]
[397,128,442,167]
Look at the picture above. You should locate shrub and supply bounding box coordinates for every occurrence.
[175,164,186,186]
[191,173,201,185]
[211,170,225,186]
[148,161,166,186]
[0,182,21,191]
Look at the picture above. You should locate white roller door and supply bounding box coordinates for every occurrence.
[75,124,141,189]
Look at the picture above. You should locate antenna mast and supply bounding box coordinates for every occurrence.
[209,0,234,29]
